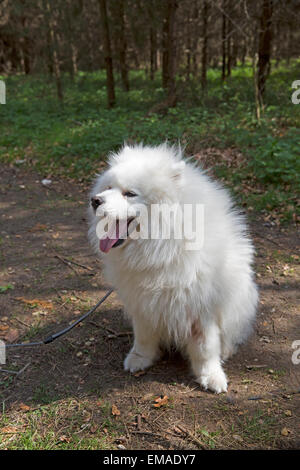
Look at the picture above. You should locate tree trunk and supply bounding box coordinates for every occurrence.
[117,0,129,91]
[221,0,226,81]
[147,0,157,81]
[150,25,157,80]
[186,16,191,81]
[201,0,208,89]
[66,0,80,80]
[226,1,232,78]
[256,0,273,106]
[162,0,178,100]
[21,12,31,74]
[162,11,169,88]
[22,36,31,74]
[98,0,116,108]
[231,31,238,67]
[191,0,199,77]
[45,0,63,102]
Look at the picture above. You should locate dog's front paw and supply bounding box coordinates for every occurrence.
[124,350,155,373]
[197,363,228,394]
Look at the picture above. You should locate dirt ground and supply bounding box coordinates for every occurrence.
[0,164,299,450]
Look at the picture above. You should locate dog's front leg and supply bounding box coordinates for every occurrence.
[124,316,161,373]
[187,321,227,394]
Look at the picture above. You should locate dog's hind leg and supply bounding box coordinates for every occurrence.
[187,320,227,394]
[124,316,161,373]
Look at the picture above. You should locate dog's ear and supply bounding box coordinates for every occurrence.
[171,161,185,186]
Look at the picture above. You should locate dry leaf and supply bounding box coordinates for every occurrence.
[90,424,98,433]
[111,404,121,416]
[29,223,47,232]
[153,395,169,408]
[174,426,184,434]
[1,426,18,434]
[281,427,290,436]
[5,328,20,343]
[16,297,53,310]
[19,403,30,412]
[133,370,147,377]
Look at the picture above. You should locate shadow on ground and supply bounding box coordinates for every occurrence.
[0,165,299,450]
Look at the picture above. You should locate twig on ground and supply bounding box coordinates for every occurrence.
[16,362,31,377]
[246,364,268,370]
[54,255,79,274]
[136,414,142,431]
[88,321,132,338]
[107,331,132,339]
[13,317,31,328]
[59,257,94,271]
[174,424,206,449]
[130,430,168,440]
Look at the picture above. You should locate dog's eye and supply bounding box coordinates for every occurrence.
[123,191,137,198]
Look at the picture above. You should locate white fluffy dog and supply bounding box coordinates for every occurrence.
[88,144,258,393]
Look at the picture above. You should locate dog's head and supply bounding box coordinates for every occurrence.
[89,144,186,254]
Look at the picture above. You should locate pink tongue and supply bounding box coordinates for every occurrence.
[99,220,127,253]
[99,236,119,253]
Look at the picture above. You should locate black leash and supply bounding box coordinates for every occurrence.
[5,288,114,349]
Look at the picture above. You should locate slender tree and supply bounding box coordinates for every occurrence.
[162,0,178,100]
[44,0,63,102]
[256,0,273,107]
[116,0,129,91]
[221,0,227,81]
[191,0,199,77]
[147,0,158,81]
[226,0,232,78]
[201,0,208,89]
[98,0,116,108]
[150,25,157,80]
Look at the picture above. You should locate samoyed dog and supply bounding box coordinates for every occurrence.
[88,144,258,393]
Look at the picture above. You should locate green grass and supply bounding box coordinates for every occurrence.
[0,398,123,450]
[0,61,299,220]
[197,428,222,449]
[236,411,277,445]
[0,284,14,293]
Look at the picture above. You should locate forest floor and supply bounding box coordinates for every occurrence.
[0,162,299,450]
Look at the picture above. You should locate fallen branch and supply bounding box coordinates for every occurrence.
[58,257,94,271]
[54,255,78,274]
[130,430,169,440]
[174,424,206,450]
[16,362,31,377]
[89,321,132,338]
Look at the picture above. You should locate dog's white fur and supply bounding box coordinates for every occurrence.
[88,144,258,393]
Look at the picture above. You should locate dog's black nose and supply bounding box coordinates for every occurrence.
[91,196,104,210]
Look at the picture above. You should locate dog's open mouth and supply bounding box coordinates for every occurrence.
[99,218,135,253]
